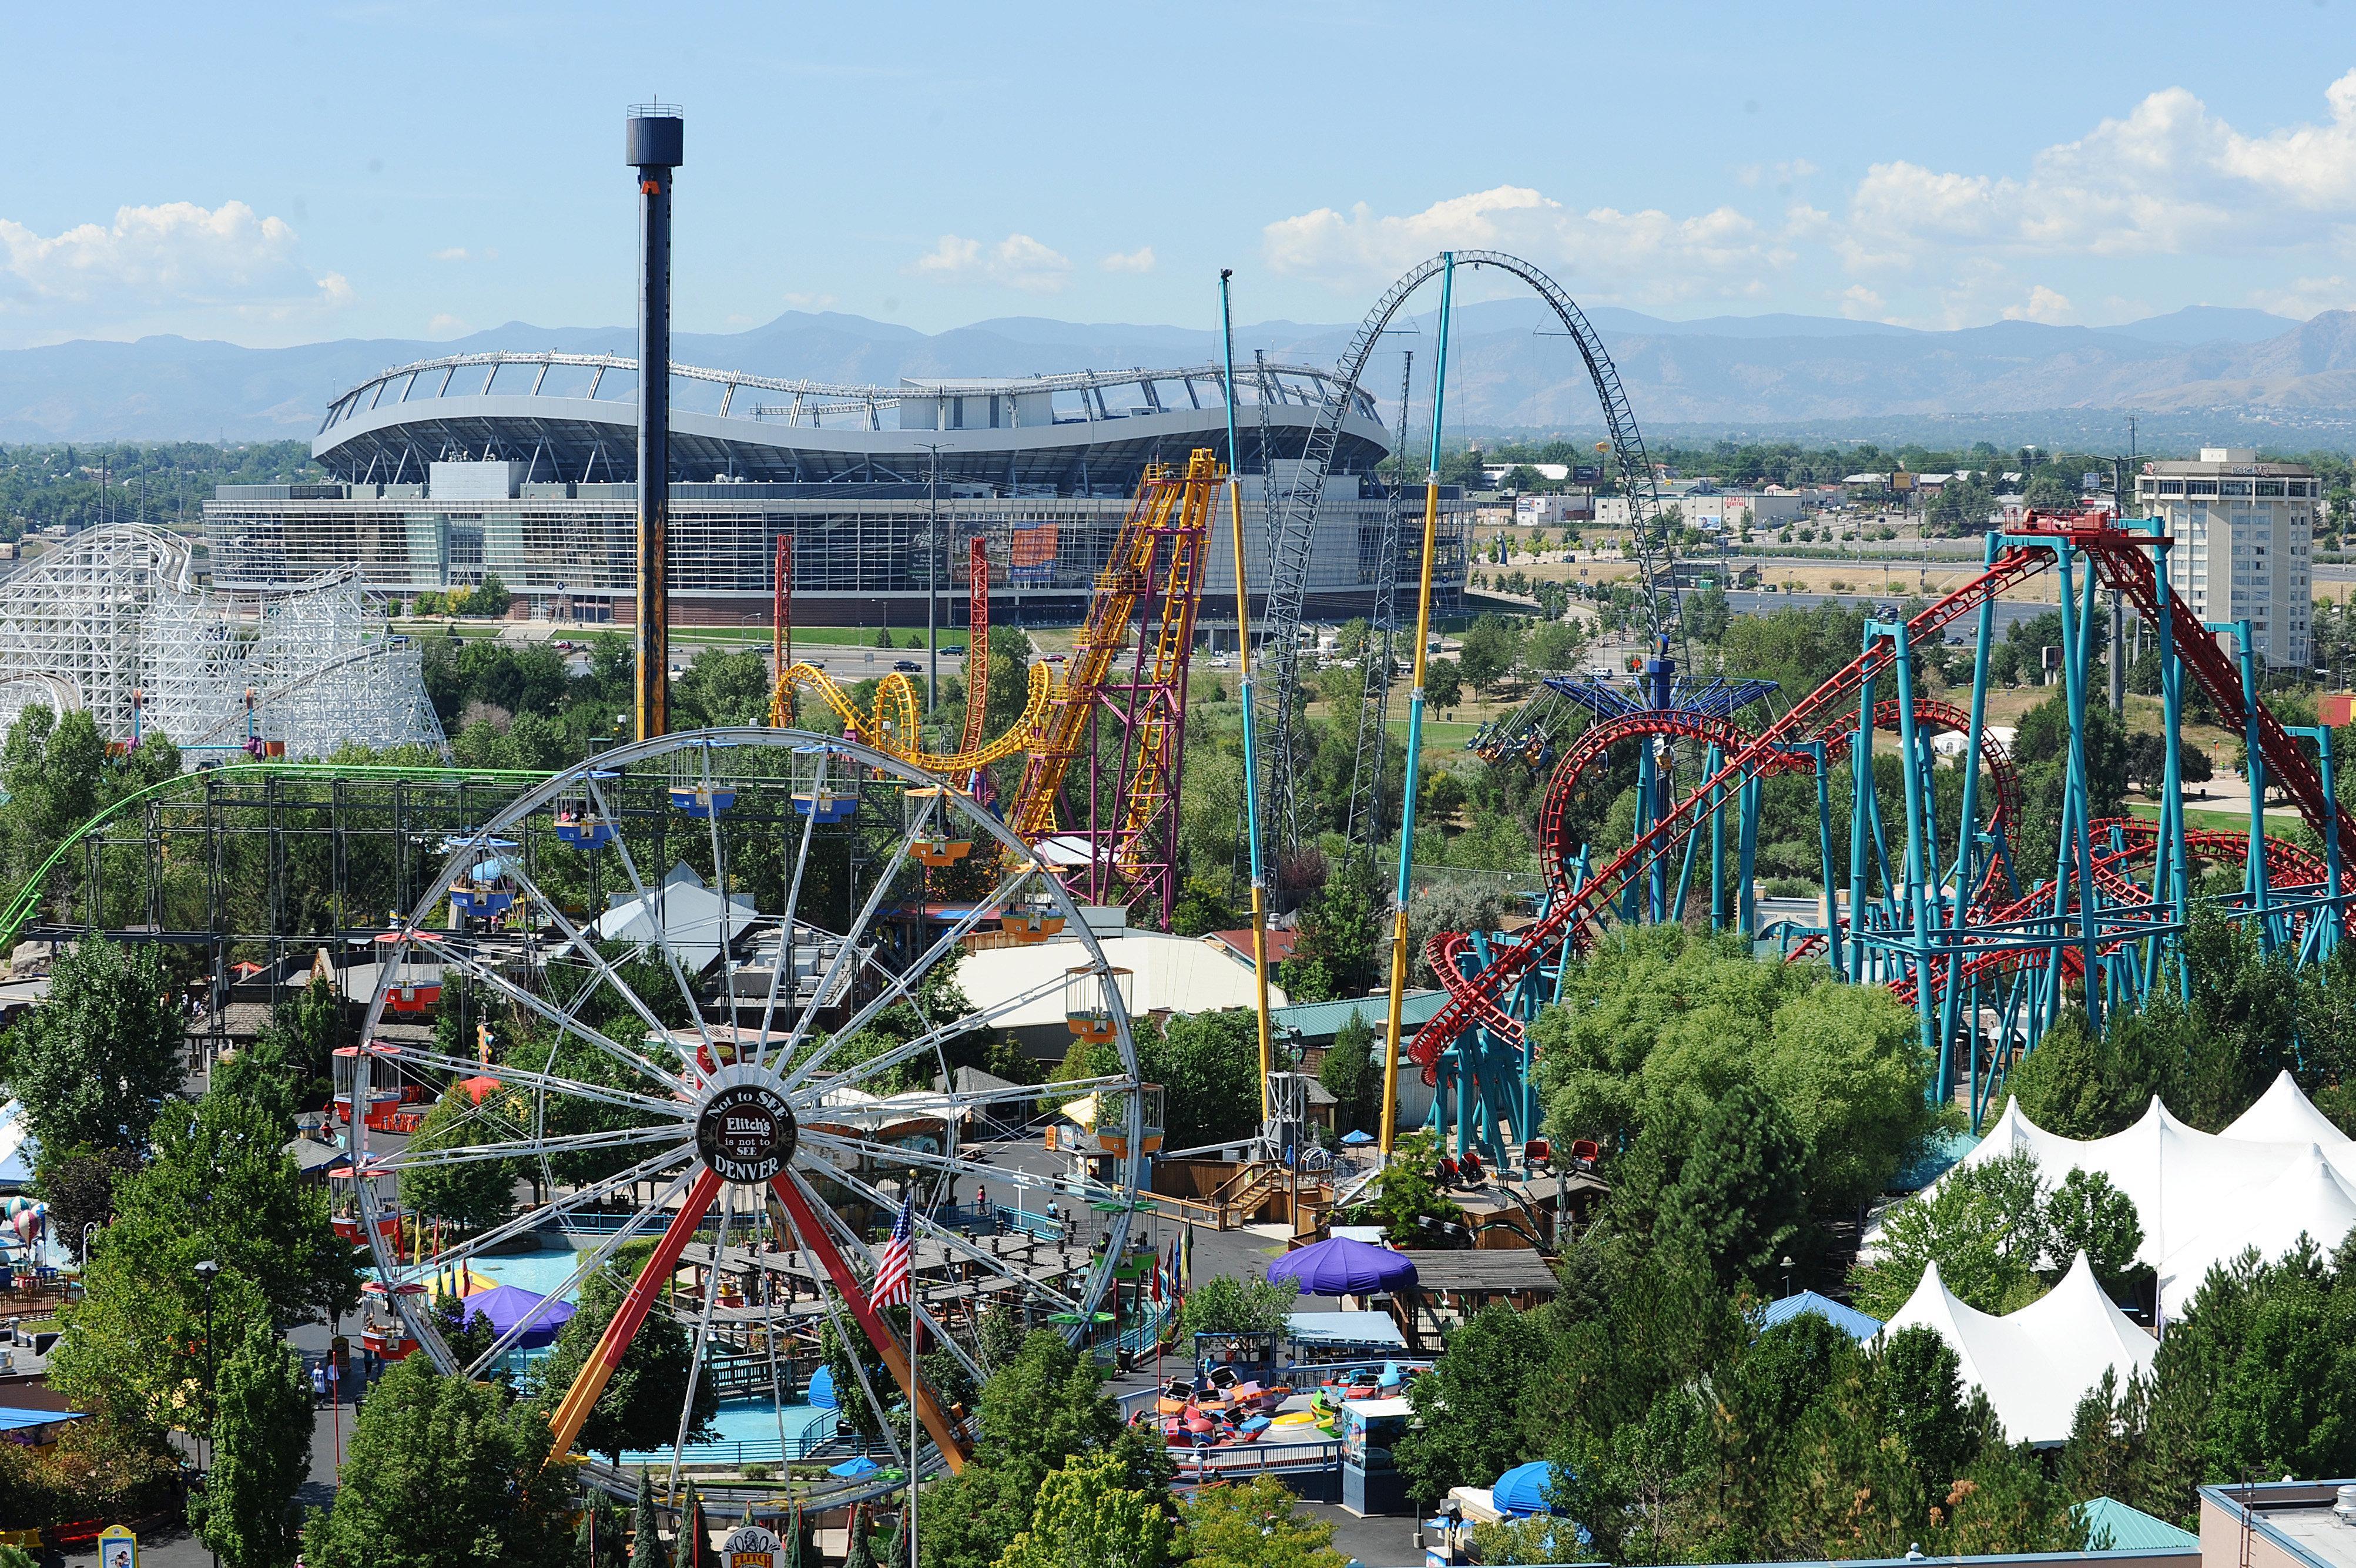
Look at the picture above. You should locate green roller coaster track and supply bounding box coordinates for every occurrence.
[0,760,553,956]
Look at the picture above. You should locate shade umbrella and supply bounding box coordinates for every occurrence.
[1340,1130,1376,1146]
[1492,1460,1561,1516]
[828,1456,879,1479]
[1265,1237,1417,1295]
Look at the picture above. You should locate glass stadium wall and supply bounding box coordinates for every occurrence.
[203,485,1468,628]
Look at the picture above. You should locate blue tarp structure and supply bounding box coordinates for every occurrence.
[0,1407,85,1436]
[828,1456,878,1478]
[1493,1460,1561,1516]
[1757,1290,1884,1343]
[1286,1311,1408,1350]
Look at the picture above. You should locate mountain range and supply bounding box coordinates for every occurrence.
[6,299,2356,449]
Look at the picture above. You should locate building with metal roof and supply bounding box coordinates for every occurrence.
[205,353,1465,628]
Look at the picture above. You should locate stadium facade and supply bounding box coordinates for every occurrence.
[203,352,1468,626]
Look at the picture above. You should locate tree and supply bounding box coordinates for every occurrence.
[1177,1274,1300,1339]
[1847,1151,2049,1319]
[630,1467,668,1568]
[1134,1009,1266,1151]
[1,933,183,1154]
[1423,658,1463,712]
[1318,1013,1376,1137]
[531,1267,717,1463]
[1394,1303,1552,1503]
[192,1316,313,1568]
[1168,875,1239,939]
[2043,1168,2144,1294]
[399,1084,520,1232]
[52,1248,272,1446]
[1613,1077,1808,1292]
[1457,615,1523,699]
[1342,1130,1466,1246]
[997,1453,1172,1568]
[1178,1475,1346,1568]
[303,1356,577,1568]
[1279,852,1386,1003]
[33,1144,142,1240]
[101,1090,359,1326]
[470,571,513,617]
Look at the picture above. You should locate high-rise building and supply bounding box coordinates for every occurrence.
[2134,448,2318,669]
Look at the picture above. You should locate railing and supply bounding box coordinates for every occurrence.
[1168,1437,1344,1486]
[615,1427,881,1470]
[992,1204,1067,1241]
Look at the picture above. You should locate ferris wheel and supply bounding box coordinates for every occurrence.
[343,728,1150,1502]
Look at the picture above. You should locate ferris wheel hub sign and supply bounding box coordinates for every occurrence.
[696,1083,797,1183]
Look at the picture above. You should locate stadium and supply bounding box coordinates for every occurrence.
[203,351,1467,626]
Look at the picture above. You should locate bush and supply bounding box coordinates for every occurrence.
[1762,876,1816,899]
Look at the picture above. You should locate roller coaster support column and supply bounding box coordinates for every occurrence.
[1380,252,1455,1163]
[1941,532,2002,1100]
[1739,773,1762,938]
[2287,725,2340,960]
[1707,743,1725,931]
[2155,530,2190,993]
[2211,619,2274,950]
[1885,621,1945,1094]
[1847,665,1875,985]
[2053,542,2104,1033]
[1645,636,1674,921]
[1798,741,1842,974]
[1218,272,1278,1140]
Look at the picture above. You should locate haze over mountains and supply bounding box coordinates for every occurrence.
[6,298,2355,450]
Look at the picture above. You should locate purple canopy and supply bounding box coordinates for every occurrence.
[461,1283,576,1349]
[1265,1237,1417,1296]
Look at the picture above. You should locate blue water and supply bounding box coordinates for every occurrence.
[618,1398,835,1462]
[472,1245,598,1298]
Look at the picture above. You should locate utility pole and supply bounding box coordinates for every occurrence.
[926,444,941,721]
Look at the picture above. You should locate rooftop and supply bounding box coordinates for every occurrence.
[2204,1480,2356,1568]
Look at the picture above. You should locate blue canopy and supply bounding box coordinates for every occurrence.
[1339,1130,1376,1145]
[1286,1311,1406,1349]
[828,1456,879,1478]
[1493,1460,1561,1516]
[1266,1237,1417,1296]
[807,1363,837,1409]
[1757,1290,1883,1344]
[460,1284,576,1350]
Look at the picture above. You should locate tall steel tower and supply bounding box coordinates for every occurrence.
[626,103,683,740]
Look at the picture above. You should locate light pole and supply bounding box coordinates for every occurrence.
[78,1222,97,1272]
[193,1257,221,1568]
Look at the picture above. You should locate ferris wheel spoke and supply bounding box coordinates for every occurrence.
[807,975,1070,1101]
[370,1123,691,1174]
[368,1039,689,1121]
[459,1161,701,1377]
[797,1145,1084,1315]
[780,1165,909,1472]
[394,1142,695,1288]
[581,770,719,1070]
[779,862,1038,1093]
[754,746,832,1050]
[798,1128,1119,1211]
[762,794,938,1078]
[414,926,691,1098]
[497,858,699,1094]
[668,1180,739,1496]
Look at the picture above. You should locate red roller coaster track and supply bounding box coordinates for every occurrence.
[1413,520,2356,1087]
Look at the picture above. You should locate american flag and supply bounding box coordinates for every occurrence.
[872,1197,914,1309]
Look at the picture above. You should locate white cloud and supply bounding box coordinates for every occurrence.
[433,247,470,262]
[0,200,350,321]
[1261,185,1798,305]
[1839,284,1887,319]
[909,233,1072,293]
[1100,246,1155,274]
[1843,69,2356,273]
[2002,284,2076,324]
[427,313,470,338]
[2247,275,2356,318]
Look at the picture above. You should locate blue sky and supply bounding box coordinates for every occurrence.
[7,0,2356,349]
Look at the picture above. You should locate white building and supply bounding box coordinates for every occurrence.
[2134,448,2317,669]
[1593,490,1802,532]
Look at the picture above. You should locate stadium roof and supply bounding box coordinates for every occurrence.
[311,351,1392,491]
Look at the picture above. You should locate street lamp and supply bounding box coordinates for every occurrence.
[193,1258,220,1568]
[78,1222,98,1272]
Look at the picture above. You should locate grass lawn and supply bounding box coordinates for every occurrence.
[2123,800,2282,836]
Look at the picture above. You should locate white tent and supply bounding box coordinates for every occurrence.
[588,861,758,974]
[1885,1252,2156,1445]
[2223,1070,2356,1185]
[0,1102,36,1194]
[2159,1141,2356,1319]
[1940,1076,2356,1317]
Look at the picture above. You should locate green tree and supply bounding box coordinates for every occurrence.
[1847,1151,2050,1319]
[630,1467,668,1568]
[1394,1302,1551,1503]
[1457,615,1524,699]
[1279,853,1386,1003]
[470,571,513,616]
[532,1267,717,1463]
[1177,1475,1345,1568]
[1612,1077,1808,1292]
[1342,1130,1466,1246]
[1,933,183,1154]
[1423,658,1463,712]
[192,1316,313,1568]
[1177,1274,1300,1339]
[2043,1168,2144,1294]
[1138,1009,1266,1151]
[997,1452,1172,1568]
[1317,1013,1376,1137]
[304,1356,577,1568]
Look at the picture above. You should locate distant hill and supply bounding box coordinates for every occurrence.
[5,302,2355,446]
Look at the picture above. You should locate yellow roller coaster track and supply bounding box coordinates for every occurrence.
[1008,450,1222,846]
[766,659,1051,775]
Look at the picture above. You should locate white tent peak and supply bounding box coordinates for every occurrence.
[2159,1140,2356,1319]
[2224,1071,2352,1155]
[1886,1249,2155,1447]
